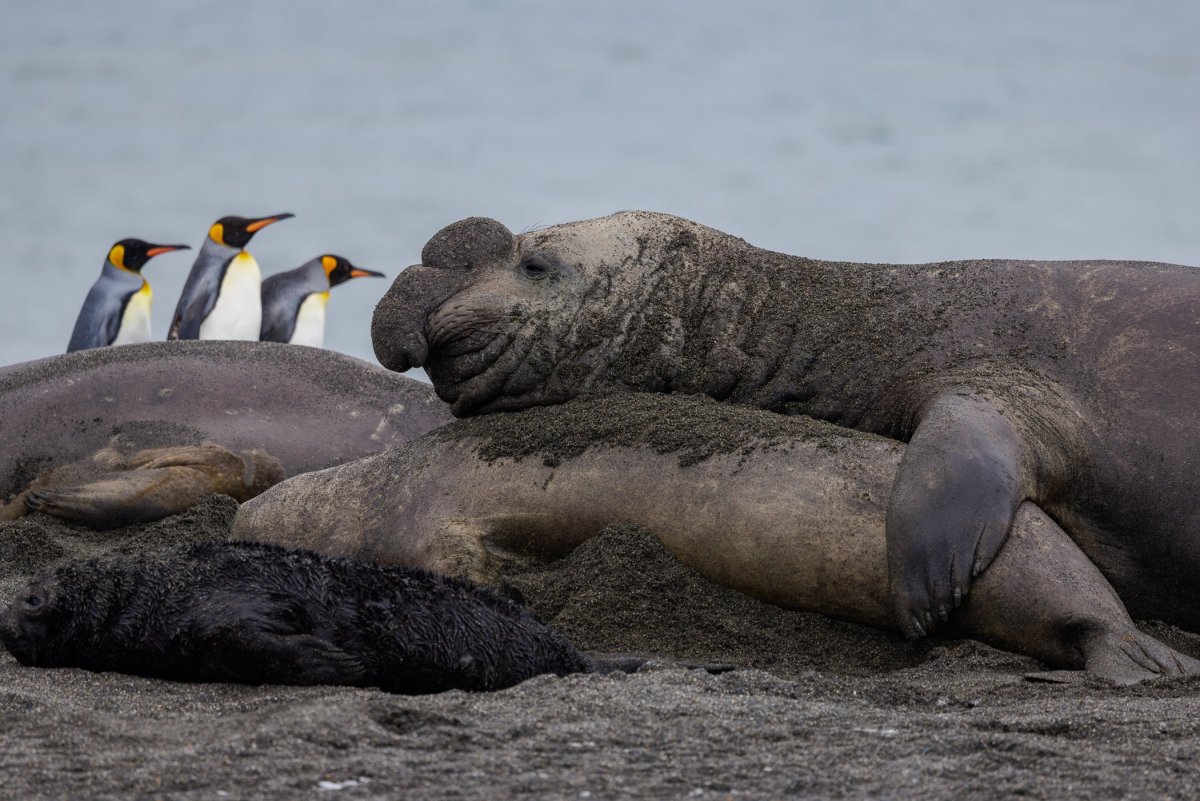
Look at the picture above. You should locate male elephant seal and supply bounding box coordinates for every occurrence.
[0,541,643,693]
[370,212,1200,638]
[0,440,284,528]
[234,394,1200,684]
[0,340,451,500]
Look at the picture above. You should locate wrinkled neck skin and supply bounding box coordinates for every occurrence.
[418,213,947,433]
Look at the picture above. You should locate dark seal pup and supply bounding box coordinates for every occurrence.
[0,441,284,528]
[370,212,1200,638]
[0,541,636,694]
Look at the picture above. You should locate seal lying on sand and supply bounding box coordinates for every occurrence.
[0,441,283,528]
[0,541,644,693]
[0,340,451,500]
[370,213,1200,638]
[235,394,1200,684]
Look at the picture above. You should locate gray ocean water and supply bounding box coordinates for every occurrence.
[2,1,1197,370]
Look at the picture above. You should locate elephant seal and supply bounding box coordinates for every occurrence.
[0,541,644,693]
[0,440,284,528]
[370,212,1200,638]
[0,340,451,500]
[234,394,1200,684]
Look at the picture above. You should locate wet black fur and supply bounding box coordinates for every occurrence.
[0,541,601,694]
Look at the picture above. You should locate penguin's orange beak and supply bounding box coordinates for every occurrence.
[145,244,191,258]
[245,213,295,233]
[349,267,385,279]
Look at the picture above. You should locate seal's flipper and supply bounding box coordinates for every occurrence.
[205,629,367,687]
[1077,628,1200,685]
[886,392,1026,638]
[124,443,233,470]
[185,593,367,686]
[1025,637,1200,687]
[24,470,210,529]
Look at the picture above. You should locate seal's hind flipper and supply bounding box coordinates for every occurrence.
[1027,628,1200,685]
[1079,628,1200,685]
[24,470,209,529]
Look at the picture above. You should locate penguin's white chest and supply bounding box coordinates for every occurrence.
[112,283,153,345]
[201,252,262,340]
[289,292,329,347]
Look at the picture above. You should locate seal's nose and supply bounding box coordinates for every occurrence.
[372,217,515,373]
[371,264,458,372]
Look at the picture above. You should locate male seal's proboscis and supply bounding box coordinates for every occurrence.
[234,394,1200,685]
[370,213,1200,638]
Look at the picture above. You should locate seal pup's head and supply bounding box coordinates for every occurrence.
[0,575,75,667]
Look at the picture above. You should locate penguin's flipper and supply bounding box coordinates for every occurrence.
[169,265,224,340]
[171,291,218,340]
[66,285,126,352]
[258,312,292,343]
[258,274,299,343]
[24,469,212,529]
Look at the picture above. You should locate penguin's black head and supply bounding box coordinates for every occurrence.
[108,239,191,273]
[209,213,295,249]
[322,255,385,287]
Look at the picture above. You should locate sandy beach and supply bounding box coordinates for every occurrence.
[1,496,1198,800]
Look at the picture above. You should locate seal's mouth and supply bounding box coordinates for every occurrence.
[381,338,428,374]
[0,608,37,665]
[428,331,515,389]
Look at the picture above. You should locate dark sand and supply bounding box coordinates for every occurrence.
[2,497,1199,800]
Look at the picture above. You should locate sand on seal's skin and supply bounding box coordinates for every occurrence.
[1,497,1199,800]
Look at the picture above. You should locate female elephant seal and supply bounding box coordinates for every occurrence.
[234,394,1200,684]
[370,212,1200,638]
[0,340,451,501]
[0,440,284,528]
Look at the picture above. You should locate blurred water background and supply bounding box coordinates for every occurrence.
[2,0,1197,372]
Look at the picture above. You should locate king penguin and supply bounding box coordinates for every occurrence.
[167,213,294,341]
[67,239,191,353]
[260,255,384,347]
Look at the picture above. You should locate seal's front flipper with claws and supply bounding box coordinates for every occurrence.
[886,391,1028,638]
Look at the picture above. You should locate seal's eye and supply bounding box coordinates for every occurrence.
[519,257,549,281]
[23,593,43,611]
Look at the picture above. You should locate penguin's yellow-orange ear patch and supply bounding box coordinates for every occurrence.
[209,223,225,245]
[321,255,337,275]
[109,244,127,270]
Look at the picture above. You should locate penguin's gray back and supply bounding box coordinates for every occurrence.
[260,259,329,344]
